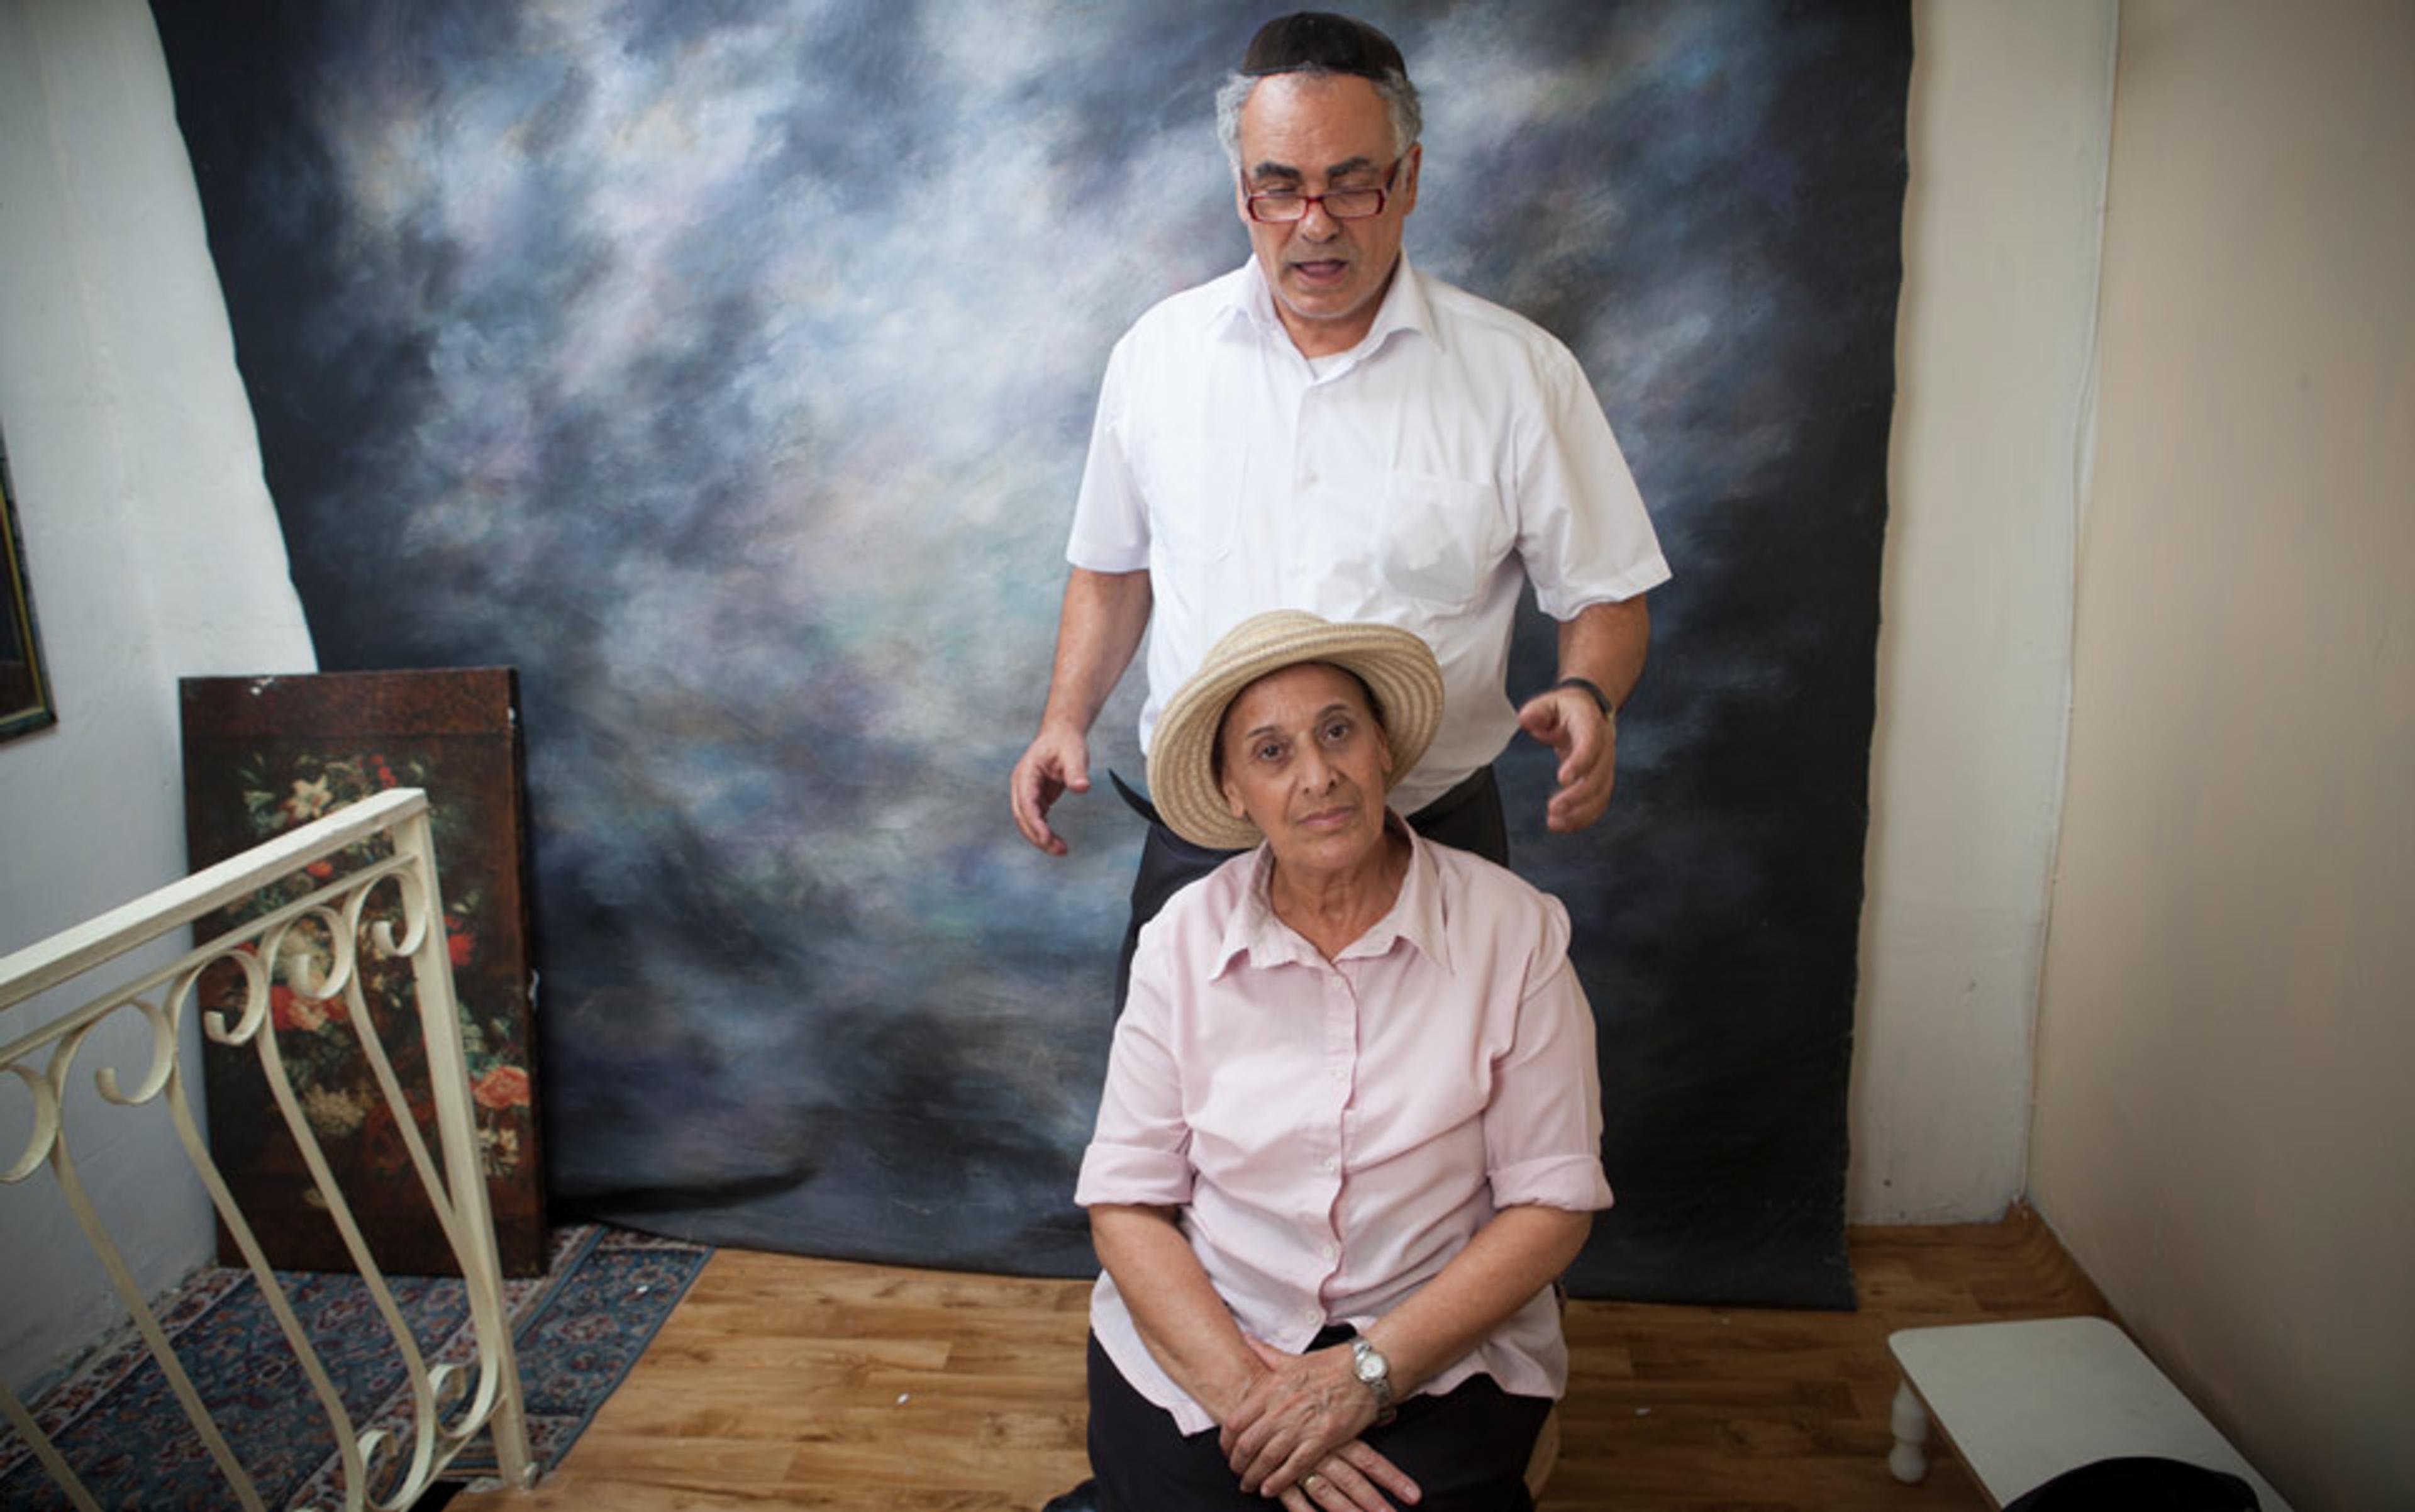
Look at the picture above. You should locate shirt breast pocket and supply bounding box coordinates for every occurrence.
[1131,428,1241,564]
[1378,471,1510,609]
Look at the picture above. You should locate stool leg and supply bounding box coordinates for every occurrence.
[1887,1379,1931,1484]
[1523,1403,1560,1503]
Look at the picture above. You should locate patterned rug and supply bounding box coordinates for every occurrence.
[0,1225,711,1510]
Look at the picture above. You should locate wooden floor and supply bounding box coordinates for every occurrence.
[450,1205,2107,1512]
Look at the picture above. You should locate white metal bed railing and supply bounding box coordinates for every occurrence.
[0,786,532,1510]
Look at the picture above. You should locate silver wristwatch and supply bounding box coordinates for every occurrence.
[1351,1337,1396,1423]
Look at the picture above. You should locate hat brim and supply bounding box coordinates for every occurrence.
[1145,613,1444,852]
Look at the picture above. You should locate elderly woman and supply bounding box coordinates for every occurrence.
[1072,611,1613,1512]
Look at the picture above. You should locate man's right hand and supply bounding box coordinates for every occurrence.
[1011,566,1153,855]
[1009,725,1092,856]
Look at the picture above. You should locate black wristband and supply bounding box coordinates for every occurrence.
[1552,675,1616,716]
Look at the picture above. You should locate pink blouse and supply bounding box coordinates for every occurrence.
[1076,821,1613,1434]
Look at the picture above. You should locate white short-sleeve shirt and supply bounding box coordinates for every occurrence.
[1067,255,1671,813]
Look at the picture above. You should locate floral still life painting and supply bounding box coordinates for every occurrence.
[181,669,545,1276]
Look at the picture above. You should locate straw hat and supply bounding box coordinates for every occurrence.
[1145,610,1444,851]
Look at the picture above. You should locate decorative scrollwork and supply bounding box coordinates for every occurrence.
[353,1425,409,1512]
[264,906,354,1006]
[358,862,433,960]
[1,1063,61,1183]
[201,932,273,1047]
[428,1357,494,1441]
[90,994,179,1108]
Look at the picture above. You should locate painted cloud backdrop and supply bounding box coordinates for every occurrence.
[158,0,1907,1304]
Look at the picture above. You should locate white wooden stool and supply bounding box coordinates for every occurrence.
[1886,1317,2291,1509]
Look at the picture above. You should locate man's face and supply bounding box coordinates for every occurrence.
[1218,662,1394,872]
[1234,72,1420,357]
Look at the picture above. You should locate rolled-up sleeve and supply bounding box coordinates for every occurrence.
[1075,942,1194,1208]
[1484,932,1614,1213]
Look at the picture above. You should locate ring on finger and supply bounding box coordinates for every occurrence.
[1302,1471,1326,1494]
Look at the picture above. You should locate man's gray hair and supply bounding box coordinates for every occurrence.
[1214,66,1424,172]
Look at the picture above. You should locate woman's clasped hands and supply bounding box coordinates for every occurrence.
[1218,1335,1422,1509]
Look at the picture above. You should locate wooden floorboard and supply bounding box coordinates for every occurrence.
[449,1204,2106,1512]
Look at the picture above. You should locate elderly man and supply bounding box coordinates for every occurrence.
[1008,12,1668,992]
[1066,611,1609,1512]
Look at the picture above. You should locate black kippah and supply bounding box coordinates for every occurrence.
[1241,12,1409,81]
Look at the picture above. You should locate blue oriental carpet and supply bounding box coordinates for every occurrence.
[0,1225,709,1510]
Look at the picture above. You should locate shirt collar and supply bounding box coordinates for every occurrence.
[1210,812,1453,977]
[1213,252,1437,362]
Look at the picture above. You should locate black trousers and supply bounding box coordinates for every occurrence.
[1109,767,1508,1012]
[1086,1331,1545,1512]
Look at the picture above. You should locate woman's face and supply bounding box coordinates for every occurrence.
[1216,662,1394,876]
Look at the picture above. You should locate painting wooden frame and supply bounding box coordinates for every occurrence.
[0,422,58,743]
[180,668,546,1276]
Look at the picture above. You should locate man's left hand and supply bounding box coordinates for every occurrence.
[1516,686,1615,833]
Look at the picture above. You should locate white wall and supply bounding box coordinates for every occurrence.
[0,0,314,1389]
[2028,4,2415,1509]
[1850,0,2115,1221]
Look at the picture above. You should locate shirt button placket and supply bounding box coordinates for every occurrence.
[1289,391,1318,594]
[1318,967,1356,1298]
[1325,969,1355,1095]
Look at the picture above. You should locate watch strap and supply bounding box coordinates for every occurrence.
[1551,675,1616,718]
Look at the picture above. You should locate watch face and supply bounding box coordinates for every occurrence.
[1355,1348,1387,1382]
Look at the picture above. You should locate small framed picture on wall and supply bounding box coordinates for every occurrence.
[0,421,59,743]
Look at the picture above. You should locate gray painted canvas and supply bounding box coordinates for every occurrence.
[157,0,1907,1305]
